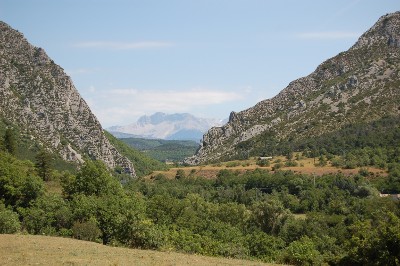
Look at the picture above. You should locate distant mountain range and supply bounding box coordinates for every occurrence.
[108,112,226,141]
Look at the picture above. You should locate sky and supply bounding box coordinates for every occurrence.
[0,0,399,128]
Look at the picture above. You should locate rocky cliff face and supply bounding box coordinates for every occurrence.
[186,12,400,164]
[0,21,135,175]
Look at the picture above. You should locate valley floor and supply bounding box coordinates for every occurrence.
[148,156,387,180]
[0,234,277,266]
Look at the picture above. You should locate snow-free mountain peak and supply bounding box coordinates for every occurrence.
[185,11,400,164]
[108,112,226,141]
[0,21,135,175]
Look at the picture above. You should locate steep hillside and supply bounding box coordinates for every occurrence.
[109,112,224,141]
[186,12,400,164]
[104,132,168,177]
[0,22,135,175]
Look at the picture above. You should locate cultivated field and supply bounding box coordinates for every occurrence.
[0,234,277,266]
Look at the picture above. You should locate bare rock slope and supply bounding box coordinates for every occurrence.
[186,12,400,164]
[0,21,135,175]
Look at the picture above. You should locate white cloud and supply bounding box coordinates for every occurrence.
[73,41,174,50]
[89,87,246,127]
[295,31,360,40]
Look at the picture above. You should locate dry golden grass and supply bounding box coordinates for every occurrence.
[147,156,386,180]
[0,234,277,266]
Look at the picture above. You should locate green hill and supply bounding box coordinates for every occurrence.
[104,132,168,177]
[120,138,199,162]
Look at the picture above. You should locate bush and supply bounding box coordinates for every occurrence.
[58,228,73,237]
[122,219,165,249]
[285,160,298,167]
[316,156,327,167]
[72,218,101,242]
[257,159,270,167]
[226,161,240,168]
[0,151,44,208]
[331,158,344,167]
[281,236,323,265]
[153,173,167,181]
[358,167,369,177]
[0,204,20,233]
[247,230,285,261]
[272,163,283,171]
[344,160,357,169]
[21,194,72,234]
[175,169,186,180]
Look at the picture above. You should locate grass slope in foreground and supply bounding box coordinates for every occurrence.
[0,234,274,266]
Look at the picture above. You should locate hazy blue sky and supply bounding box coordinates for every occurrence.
[1,0,398,127]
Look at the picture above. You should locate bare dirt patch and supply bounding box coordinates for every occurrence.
[0,234,275,266]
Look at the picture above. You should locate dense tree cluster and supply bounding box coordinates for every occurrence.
[0,117,399,265]
[1,147,399,265]
[120,137,199,162]
[236,116,400,168]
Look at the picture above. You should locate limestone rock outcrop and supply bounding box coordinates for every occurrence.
[186,12,400,164]
[0,21,135,176]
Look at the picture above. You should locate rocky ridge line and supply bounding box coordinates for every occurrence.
[0,21,135,175]
[186,12,400,164]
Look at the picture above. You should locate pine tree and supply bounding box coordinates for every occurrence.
[35,149,53,181]
[4,128,16,155]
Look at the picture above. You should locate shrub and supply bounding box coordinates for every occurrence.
[175,169,186,180]
[21,194,72,234]
[122,219,165,249]
[272,163,283,171]
[344,160,357,169]
[285,160,298,167]
[72,218,101,242]
[226,161,240,168]
[0,204,20,233]
[0,151,44,208]
[316,156,327,167]
[257,159,270,167]
[58,228,73,237]
[358,167,369,177]
[153,173,167,181]
[281,236,323,265]
[247,230,285,261]
[331,158,344,167]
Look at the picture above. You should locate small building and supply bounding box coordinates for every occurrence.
[259,156,273,160]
